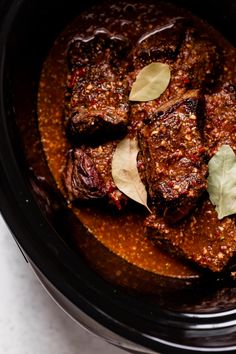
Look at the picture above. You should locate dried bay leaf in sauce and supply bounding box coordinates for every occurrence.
[112,137,151,211]
[129,62,171,102]
[207,144,236,219]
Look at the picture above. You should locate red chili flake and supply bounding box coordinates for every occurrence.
[190,180,198,187]
[167,181,174,188]
[181,189,189,195]
[90,99,97,106]
[198,146,206,154]
[106,182,116,194]
[68,68,86,88]
[137,160,144,169]
[187,154,199,163]
[183,77,190,84]
[78,67,86,77]
[110,192,124,210]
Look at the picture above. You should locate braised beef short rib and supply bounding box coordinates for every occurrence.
[131,19,187,70]
[65,29,130,144]
[64,141,127,210]
[174,27,222,90]
[62,13,235,273]
[129,26,222,132]
[145,199,236,272]
[205,83,236,157]
[139,90,207,223]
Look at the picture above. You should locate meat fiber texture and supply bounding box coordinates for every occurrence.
[63,20,221,212]
[64,141,127,210]
[65,29,130,144]
[128,25,222,132]
[145,199,236,272]
[139,90,208,223]
[61,6,236,272]
[205,83,236,158]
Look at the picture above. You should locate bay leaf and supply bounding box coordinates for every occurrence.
[207,144,236,219]
[129,62,171,102]
[111,137,151,212]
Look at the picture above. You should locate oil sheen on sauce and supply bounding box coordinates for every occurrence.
[38,1,236,279]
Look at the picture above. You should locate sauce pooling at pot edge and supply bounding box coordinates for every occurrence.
[38,1,236,278]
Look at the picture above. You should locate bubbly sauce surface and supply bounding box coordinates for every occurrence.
[38,1,236,278]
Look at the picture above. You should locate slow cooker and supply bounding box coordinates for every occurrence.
[1,0,236,353]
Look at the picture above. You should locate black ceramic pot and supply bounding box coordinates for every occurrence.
[1,1,236,353]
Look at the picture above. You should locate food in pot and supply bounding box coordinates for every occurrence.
[64,141,128,209]
[205,83,236,157]
[65,29,130,144]
[139,90,207,224]
[146,199,236,272]
[38,0,236,278]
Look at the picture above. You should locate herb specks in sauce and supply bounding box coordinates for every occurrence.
[38,1,236,279]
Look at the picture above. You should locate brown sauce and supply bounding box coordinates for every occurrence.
[37,1,236,279]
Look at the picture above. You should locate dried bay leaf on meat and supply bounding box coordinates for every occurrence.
[111,137,151,211]
[207,144,236,219]
[129,62,171,102]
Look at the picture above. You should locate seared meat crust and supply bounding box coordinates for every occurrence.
[205,83,236,157]
[130,19,187,70]
[64,141,127,210]
[65,30,130,144]
[139,90,207,223]
[145,199,236,272]
[175,27,222,90]
[128,26,222,134]
[62,5,235,273]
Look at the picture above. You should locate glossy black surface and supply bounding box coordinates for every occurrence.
[0,0,236,353]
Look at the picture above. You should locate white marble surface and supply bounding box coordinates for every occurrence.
[0,214,125,354]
